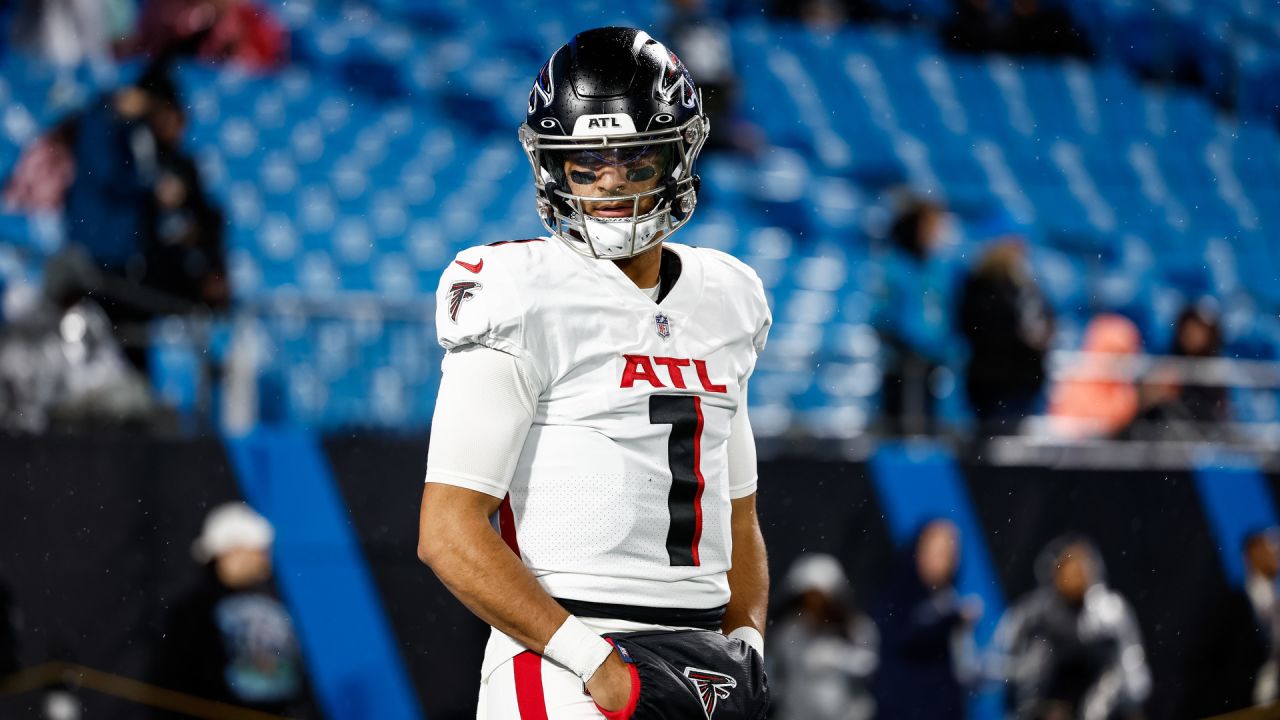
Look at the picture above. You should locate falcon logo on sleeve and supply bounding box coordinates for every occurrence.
[682,667,737,719]
[447,281,482,323]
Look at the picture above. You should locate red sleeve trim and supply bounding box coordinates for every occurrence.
[498,495,520,556]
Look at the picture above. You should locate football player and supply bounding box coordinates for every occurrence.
[418,27,772,719]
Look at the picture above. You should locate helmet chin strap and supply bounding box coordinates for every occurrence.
[576,212,666,259]
[660,175,701,222]
[662,179,683,221]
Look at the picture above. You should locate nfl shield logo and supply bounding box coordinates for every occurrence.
[655,313,671,339]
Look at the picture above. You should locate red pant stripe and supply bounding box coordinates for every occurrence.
[513,651,548,720]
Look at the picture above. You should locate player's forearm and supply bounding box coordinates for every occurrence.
[723,494,769,636]
[418,490,568,652]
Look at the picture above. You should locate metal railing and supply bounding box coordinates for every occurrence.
[989,349,1280,469]
[0,662,291,720]
[150,293,441,433]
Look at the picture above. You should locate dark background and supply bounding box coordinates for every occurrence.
[0,434,1243,719]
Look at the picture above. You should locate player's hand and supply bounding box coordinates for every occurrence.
[585,651,632,712]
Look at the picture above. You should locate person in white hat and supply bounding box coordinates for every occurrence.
[190,502,275,590]
[150,502,315,718]
[769,554,879,720]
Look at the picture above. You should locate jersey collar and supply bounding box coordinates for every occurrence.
[554,237,704,311]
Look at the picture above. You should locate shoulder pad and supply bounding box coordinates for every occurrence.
[690,246,772,354]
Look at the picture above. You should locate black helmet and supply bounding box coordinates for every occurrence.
[519,27,710,259]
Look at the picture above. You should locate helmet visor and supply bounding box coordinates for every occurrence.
[552,144,672,185]
[546,144,674,219]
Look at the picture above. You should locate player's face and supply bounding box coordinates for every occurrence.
[562,146,666,218]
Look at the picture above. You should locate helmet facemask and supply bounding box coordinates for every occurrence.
[520,115,708,260]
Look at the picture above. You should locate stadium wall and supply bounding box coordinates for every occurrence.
[0,433,1264,720]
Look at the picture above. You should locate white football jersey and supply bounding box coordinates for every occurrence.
[432,237,771,613]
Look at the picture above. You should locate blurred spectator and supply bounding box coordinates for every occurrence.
[778,0,849,32]
[7,0,127,67]
[1182,527,1277,716]
[3,118,78,212]
[139,69,229,310]
[1258,529,1280,707]
[770,0,881,23]
[1048,314,1142,439]
[63,84,157,278]
[1004,0,1092,57]
[958,238,1054,434]
[45,62,224,371]
[666,0,759,154]
[121,0,288,71]
[873,519,981,719]
[875,197,955,436]
[996,536,1150,720]
[5,63,224,240]
[0,248,155,432]
[943,0,1007,54]
[22,61,226,315]
[770,554,879,720]
[944,0,1090,57]
[1169,302,1228,423]
[152,502,314,718]
[1124,302,1229,441]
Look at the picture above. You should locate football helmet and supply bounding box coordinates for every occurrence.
[520,27,710,260]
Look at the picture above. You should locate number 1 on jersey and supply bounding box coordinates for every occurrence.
[649,395,705,567]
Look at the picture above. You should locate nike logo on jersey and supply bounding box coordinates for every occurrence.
[454,258,484,274]
[447,281,481,323]
[620,355,728,392]
[682,667,737,719]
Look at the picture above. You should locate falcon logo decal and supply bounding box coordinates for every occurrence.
[682,667,737,719]
[631,31,699,110]
[527,50,557,114]
[447,281,481,323]
[657,48,698,109]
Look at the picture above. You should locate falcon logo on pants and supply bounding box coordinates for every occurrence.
[682,667,737,719]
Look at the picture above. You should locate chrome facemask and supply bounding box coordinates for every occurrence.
[519,115,709,260]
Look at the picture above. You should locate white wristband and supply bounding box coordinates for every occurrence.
[728,626,765,658]
[543,616,614,683]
